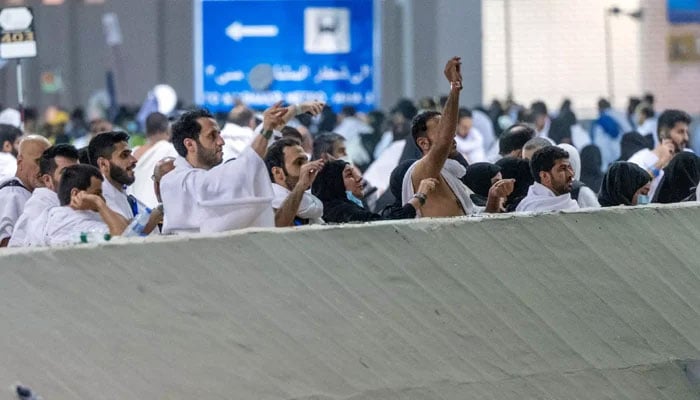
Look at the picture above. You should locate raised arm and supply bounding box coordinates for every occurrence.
[412,57,463,181]
[250,102,288,157]
[275,159,325,227]
[279,101,325,127]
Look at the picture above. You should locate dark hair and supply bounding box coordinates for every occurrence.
[312,132,345,160]
[411,111,441,147]
[280,126,303,143]
[530,146,569,183]
[458,108,472,119]
[57,164,103,206]
[598,98,611,112]
[530,101,548,116]
[87,131,130,166]
[171,108,214,157]
[0,123,21,148]
[341,105,357,117]
[657,109,691,141]
[39,144,79,176]
[391,98,418,120]
[639,105,654,120]
[643,92,655,106]
[78,147,90,165]
[145,112,169,137]
[498,123,535,155]
[264,138,301,181]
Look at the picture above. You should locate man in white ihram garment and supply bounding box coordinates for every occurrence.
[160,103,288,234]
[0,135,51,247]
[43,164,128,246]
[516,146,580,213]
[0,124,22,181]
[9,144,79,247]
[129,112,178,209]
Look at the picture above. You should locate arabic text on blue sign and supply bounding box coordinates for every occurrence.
[195,0,377,112]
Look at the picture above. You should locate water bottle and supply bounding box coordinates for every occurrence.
[123,207,152,237]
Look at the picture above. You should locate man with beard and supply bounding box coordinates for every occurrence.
[401,57,514,217]
[9,144,79,247]
[0,124,22,181]
[264,138,325,226]
[628,109,692,199]
[0,135,51,246]
[161,104,287,234]
[88,131,141,220]
[516,146,579,212]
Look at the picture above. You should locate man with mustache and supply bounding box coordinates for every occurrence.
[161,103,287,234]
[88,131,143,220]
[628,109,692,199]
[516,146,579,212]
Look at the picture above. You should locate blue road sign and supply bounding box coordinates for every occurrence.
[668,0,700,24]
[194,0,378,112]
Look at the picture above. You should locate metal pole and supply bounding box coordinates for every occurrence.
[604,9,615,106]
[16,59,24,124]
[504,0,513,100]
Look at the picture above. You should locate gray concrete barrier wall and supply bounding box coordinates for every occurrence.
[1,205,700,399]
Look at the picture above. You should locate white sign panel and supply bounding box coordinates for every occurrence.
[0,7,37,59]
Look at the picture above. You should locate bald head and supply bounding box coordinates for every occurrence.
[153,156,176,203]
[16,135,51,191]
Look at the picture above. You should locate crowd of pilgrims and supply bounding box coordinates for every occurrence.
[0,57,698,248]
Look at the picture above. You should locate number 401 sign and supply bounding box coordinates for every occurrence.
[0,7,37,59]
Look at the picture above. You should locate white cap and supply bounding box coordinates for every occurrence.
[0,108,21,128]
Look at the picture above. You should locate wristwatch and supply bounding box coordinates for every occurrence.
[261,129,274,140]
[413,192,427,206]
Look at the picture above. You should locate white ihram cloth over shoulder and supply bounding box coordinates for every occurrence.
[401,158,474,217]
[221,122,255,161]
[128,140,179,209]
[516,182,580,212]
[0,177,31,242]
[43,206,109,246]
[363,139,406,197]
[8,188,59,247]
[161,146,274,234]
[271,183,324,224]
[102,179,134,220]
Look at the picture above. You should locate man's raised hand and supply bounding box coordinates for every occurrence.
[299,101,325,116]
[298,159,325,190]
[263,101,288,131]
[444,56,462,88]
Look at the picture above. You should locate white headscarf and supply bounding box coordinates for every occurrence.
[557,143,581,181]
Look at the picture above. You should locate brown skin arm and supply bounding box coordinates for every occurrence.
[412,57,462,183]
[250,102,288,158]
[274,159,324,227]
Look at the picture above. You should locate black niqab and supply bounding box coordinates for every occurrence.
[598,161,651,207]
[654,152,700,203]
